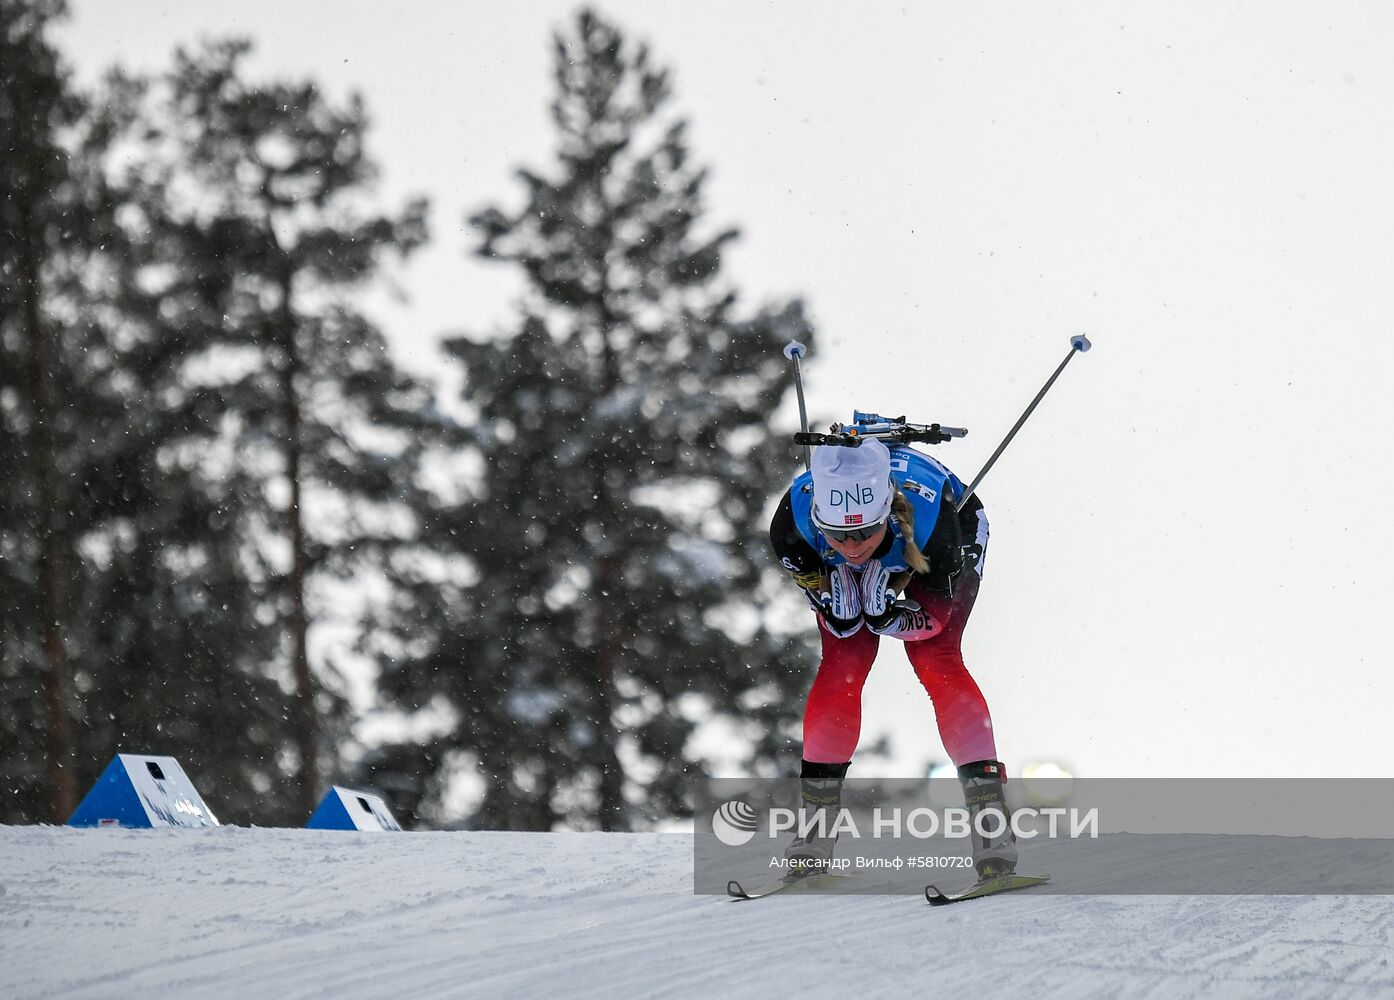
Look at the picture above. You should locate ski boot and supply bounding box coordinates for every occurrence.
[957,759,1018,879]
[783,760,850,875]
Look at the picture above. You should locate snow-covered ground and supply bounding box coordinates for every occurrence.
[2,825,1390,999]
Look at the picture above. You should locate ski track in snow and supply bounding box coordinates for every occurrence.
[1,826,1391,1000]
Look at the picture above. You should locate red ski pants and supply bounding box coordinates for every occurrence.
[801,570,997,767]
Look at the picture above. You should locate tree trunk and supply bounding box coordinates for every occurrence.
[277,265,318,820]
[20,204,75,822]
[589,309,627,832]
[591,554,626,831]
[0,569,10,806]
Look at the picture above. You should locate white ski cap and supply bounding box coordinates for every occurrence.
[811,440,893,531]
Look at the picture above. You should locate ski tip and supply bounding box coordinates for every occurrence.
[924,884,949,905]
[726,880,749,899]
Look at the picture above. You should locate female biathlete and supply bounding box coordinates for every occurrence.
[769,437,1015,878]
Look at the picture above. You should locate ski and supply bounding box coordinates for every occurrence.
[727,872,854,900]
[924,872,1051,905]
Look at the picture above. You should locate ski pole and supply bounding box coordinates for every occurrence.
[783,341,812,472]
[955,335,1092,513]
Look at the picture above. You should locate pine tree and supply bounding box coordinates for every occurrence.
[0,0,89,820]
[120,40,433,820]
[372,9,816,830]
[3,27,435,825]
[60,64,297,819]
[1,13,310,823]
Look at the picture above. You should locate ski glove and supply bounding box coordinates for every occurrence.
[859,559,943,640]
[814,564,863,638]
[858,559,898,629]
[866,599,943,640]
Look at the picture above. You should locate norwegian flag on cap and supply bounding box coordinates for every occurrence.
[844,513,863,525]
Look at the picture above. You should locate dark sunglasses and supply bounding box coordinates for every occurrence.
[821,520,886,543]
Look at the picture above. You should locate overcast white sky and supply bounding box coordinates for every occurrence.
[59,2,1394,780]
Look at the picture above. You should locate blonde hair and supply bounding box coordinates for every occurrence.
[891,489,930,574]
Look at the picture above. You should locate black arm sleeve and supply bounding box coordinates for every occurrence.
[769,491,822,576]
[915,493,984,594]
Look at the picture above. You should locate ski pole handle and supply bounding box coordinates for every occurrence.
[954,335,1092,513]
[783,341,811,472]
